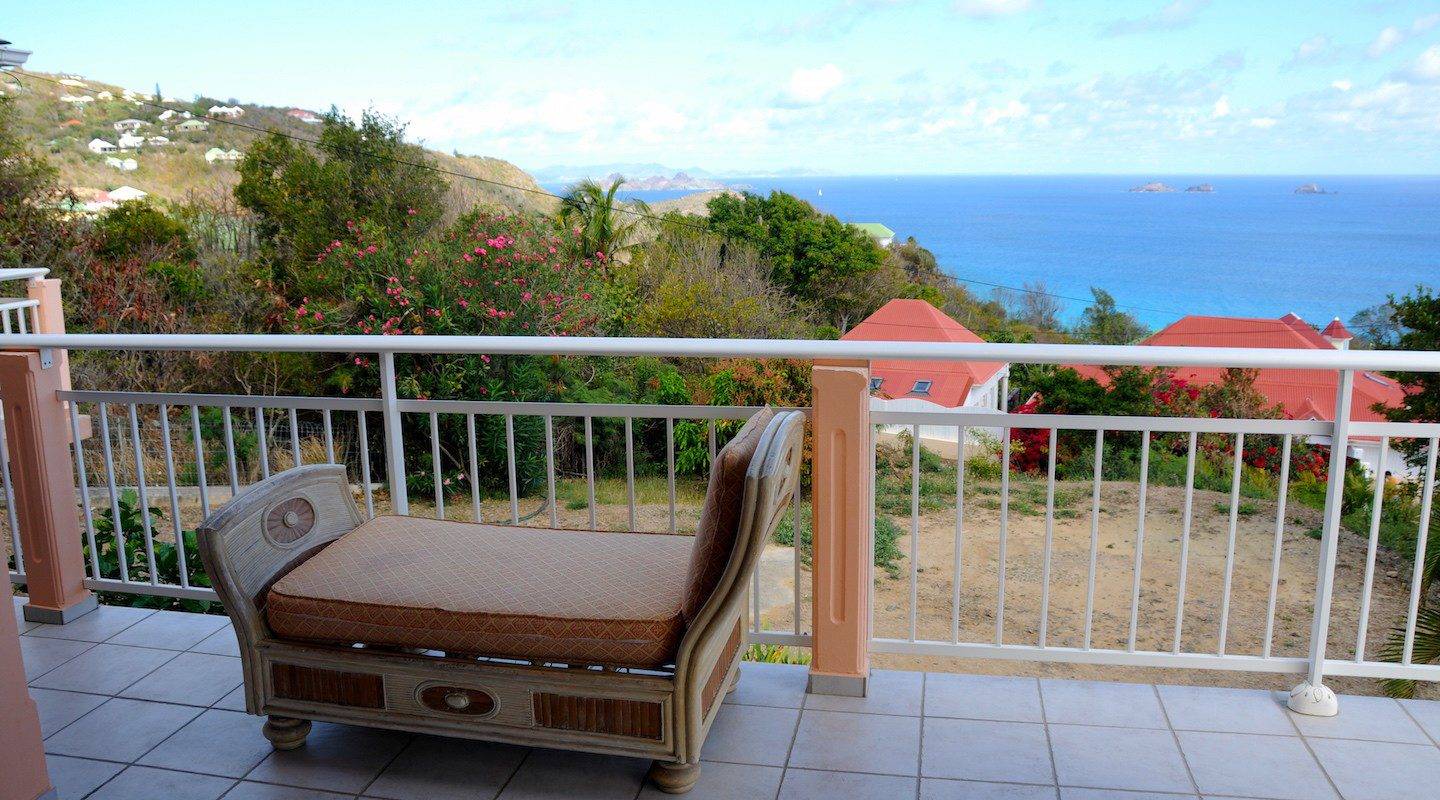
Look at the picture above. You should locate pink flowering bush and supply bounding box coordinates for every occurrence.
[289,210,610,494]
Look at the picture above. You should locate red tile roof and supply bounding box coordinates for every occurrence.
[841,299,1005,408]
[1321,317,1353,339]
[1068,314,1406,427]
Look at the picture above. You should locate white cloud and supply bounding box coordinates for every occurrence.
[1407,45,1440,83]
[786,64,844,105]
[1211,95,1230,118]
[981,99,1029,126]
[1102,0,1211,38]
[1367,26,1405,58]
[631,102,688,143]
[1249,116,1278,128]
[1285,34,1340,68]
[1331,79,1353,92]
[953,0,1036,19]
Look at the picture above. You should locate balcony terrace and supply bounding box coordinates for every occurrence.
[2,270,1440,799]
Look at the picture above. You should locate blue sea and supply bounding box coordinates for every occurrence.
[569,175,1440,330]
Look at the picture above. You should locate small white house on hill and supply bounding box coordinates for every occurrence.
[112,118,148,132]
[205,147,243,163]
[88,138,117,153]
[60,94,95,105]
[207,105,244,118]
[175,119,208,133]
[116,132,146,150]
[104,156,138,172]
[108,186,148,203]
[146,135,170,146]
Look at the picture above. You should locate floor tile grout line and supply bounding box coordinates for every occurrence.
[1282,699,1349,800]
[1152,682,1203,798]
[488,745,533,800]
[1035,677,1062,800]
[19,638,101,684]
[916,671,926,799]
[1394,700,1440,749]
[354,731,418,798]
[774,676,807,800]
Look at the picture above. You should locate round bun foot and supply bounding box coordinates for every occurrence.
[1286,681,1338,717]
[263,715,312,750]
[648,760,700,794]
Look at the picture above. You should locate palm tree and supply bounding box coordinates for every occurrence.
[557,178,650,265]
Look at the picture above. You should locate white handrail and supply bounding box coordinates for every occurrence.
[3,332,1440,371]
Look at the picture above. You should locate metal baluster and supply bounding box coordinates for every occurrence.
[288,407,301,468]
[996,425,1010,646]
[379,352,407,515]
[1039,427,1058,648]
[158,405,189,588]
[951,425,966,644]
[584,416,596,530]
[221,407,239,494]
[127,404,159,583]
[1173,431,1197,653]
[254,406,270,480]
[70,401,100,578]
[505,414,518,524]
[0,407,22,575]
[1084,430,1103,650]
[909,425,920,642]
[189,406,209,516]
[1403,438,1438,664]
[624,417,636,531]
[792,471,803,636]
[666,417,676,535]
[1218,432,1244,655]
[429,412,444,519]
[544,415,557,528]
[97,403,128,582]
[467,414,481,523]
[1262,434,1293,660]
[1126,431,1151,653]
[1355,437,1389,661]
[357,411,375,518]
[322,409,335,464]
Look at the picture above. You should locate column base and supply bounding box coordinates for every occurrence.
[807,670,869,698]
[22,593,97,625]
[1286,680,1338,717]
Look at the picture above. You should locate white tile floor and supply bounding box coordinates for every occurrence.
[15,599,1440,799]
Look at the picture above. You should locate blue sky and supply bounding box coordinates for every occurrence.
[10,0,1440,174]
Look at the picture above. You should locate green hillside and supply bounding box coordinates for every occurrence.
[6,71,556,216]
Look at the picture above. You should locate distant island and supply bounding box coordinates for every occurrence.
[1129,182,1175,193]
[613,171,730,191]
[1185,183,1214,193]
[1294,183,1333,195]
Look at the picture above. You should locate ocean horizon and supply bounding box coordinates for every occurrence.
[545,174,1440,331]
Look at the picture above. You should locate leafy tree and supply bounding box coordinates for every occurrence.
[557,178,650,264]
[1375,286,1439,697]
[705,190,884,324]
[235,109,446,288]
[994,281,1063,331]
[0,96,74,267]
[1074,287,1148,344]
[1349,301,1404,349]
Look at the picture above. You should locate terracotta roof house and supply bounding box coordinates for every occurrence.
[1069,313,1411,475]
[842,299,1009,456]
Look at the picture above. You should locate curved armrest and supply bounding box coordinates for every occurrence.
[196,464,364,647]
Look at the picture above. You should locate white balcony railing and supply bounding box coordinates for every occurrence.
[2,331,1439,702]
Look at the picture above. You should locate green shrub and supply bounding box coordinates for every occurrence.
[87,489,215,613]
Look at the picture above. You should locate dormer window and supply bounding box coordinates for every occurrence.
[911,380,932,395]
[870,377,884,391]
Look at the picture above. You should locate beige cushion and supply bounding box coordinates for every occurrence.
[266,516,692,668]
[681,407,775,622]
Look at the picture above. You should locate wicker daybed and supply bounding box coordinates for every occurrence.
[196,408,802,794]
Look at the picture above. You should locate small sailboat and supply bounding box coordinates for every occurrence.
[817,188,823,197]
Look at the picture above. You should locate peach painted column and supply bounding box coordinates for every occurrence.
[25,279,69,392]
[1,575,54,800]
[807,359,871,697]
[1,350,96,624]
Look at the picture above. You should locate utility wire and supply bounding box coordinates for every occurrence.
[13,68,1402,335]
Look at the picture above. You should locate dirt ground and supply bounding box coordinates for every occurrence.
[758,480,1438,699]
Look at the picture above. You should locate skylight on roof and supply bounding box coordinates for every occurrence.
[870,377,884,391]
[911,380,932,395]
